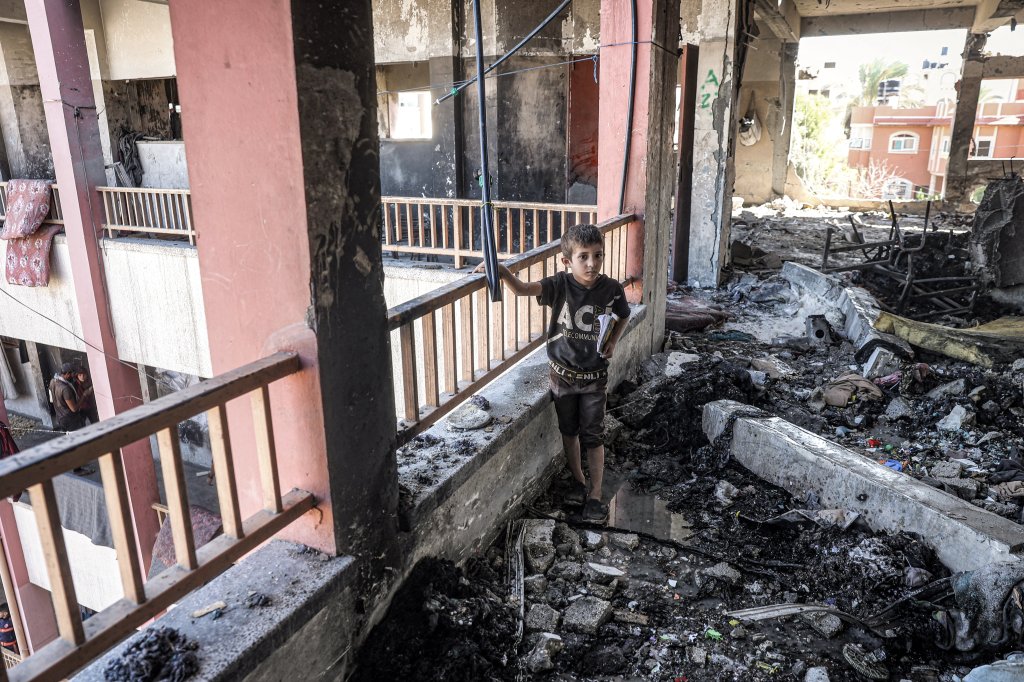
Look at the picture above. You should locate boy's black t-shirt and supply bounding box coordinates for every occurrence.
[537,271,631,372]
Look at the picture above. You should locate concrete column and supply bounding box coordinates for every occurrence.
[168,0,398,561]
[944,33,986,208]
[429,0,464,199]
[23,342,53,429]
[0,23,53,178]
[772,43,797,198]
[686,0,743,287]
[596,0,681,355]
[24,0,160,570]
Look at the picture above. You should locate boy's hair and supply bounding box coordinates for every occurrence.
[561,224,603,259]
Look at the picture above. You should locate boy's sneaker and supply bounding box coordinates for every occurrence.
[582,498,609,523]
[565,480,588,506]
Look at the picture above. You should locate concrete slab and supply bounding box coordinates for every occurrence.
[703,399,1024,572]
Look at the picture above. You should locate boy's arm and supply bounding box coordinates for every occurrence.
[474,263,542,297]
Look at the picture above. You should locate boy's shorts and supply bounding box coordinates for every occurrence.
[549,370,607,450]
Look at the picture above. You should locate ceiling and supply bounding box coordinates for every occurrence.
[793,0,975,18]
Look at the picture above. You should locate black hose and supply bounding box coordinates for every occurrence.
[618,0,638,215]
[471,0,502,302]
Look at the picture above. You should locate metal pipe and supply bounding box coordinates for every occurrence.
[471,0,501,302]
[436,0,572,106]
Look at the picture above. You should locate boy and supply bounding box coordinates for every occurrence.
[477,224,630,521]
[0,603,17,655]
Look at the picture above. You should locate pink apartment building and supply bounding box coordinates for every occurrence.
[848,80,1024,199]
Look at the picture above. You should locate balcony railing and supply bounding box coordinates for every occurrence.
[98,187,195,245]
[388,213,633,445]
[381,197,598,268]
[0,183,195,244]
[0,352,313,681]
[1,650,20,671]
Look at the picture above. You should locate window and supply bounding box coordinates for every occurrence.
[808,89,819,96]
[941,46,949,56]
[882,178,913,200]
[376,64,433,140]
[889,132,919,153]
[388,91,432,139]
[850,139,862,149]
[974,138,995,158]
[824,61,836,69]
[941,138,950,154]
[821,89,831,98]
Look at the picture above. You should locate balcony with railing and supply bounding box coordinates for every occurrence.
[0,353,312,681]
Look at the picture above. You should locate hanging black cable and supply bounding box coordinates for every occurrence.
[436,0,572,106]
[618,0,638,215]
[472,0,501,302]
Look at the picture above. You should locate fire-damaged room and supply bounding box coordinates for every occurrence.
[1,1,1024,681]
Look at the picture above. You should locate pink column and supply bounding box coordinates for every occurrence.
[0,501,58,653]
[168,0,334,553]
[23,0,159,570]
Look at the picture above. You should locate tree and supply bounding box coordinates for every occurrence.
[857,58,909,106]
[791,94,851,196]
[849,159,905,199]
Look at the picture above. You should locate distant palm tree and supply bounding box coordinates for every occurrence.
[857,59,909,106]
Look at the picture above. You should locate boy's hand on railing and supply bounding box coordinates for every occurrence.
[473,262,507,279]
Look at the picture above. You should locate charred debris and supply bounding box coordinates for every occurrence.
[356,175,1024,682]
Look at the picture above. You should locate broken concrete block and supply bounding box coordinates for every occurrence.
[863,347,900,380]
[525,603,561,632]
[562,596,612,634]
[927,378,968,400]
[751,355,795,379]
[688,646,708,666]
[608,532,640,551]
[715,480,740,505]
[446,402,491,430]
[884,397,915,420]
[703,561,742,585]
[804,667,830,682]
[586,581,617,600]
[801,611,843,639]
[549,560,583,582]
[526,633,563,673]
[523,574,548,596]
[582,530,604,550]
[524,520,556,574]
[806,315,836,345]
[937,405,975,432]
[936,476,981,500]
[930,461,964,479]
[586,562,625,584]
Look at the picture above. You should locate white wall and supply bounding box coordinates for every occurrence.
[99,0,175,80]
[13,502,123,613]
[137,141,189,189]
[0,236,211,377]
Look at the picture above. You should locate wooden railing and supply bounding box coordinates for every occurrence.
[98,187,195,244]
[0,353,314,681]
[381,197,598,268]
[388,213,634,445]
[0,183,194,244]
[0,183,63,225]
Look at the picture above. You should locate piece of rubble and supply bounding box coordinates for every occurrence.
[1013,359,1024,372]
[801,611,843,638]
[862,346,901,380]
[964,651,1024,681]
[447,402,491,430]
[585,562,624,584]
[715,480,740,505]
[582,530,604,550]
[804,667,830,682]
[526,633,563,673]
[602,414,624,444]
[930,461,963,478]
[927,378,967,400]
[688,646,708,666]
[523,574,548,596]
[935,476,980,500]
[562,596,612,634]
[525,603,561,632]
[608,532,640,551]
[548,560,583,582]
[884,397,914,420]
[703,561,742,585]
[587,581,618,600]
[937,405,975,431]
[524,520,556,573]
[750,356,795,379]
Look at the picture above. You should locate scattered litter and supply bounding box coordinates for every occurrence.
[190,601,226,619]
